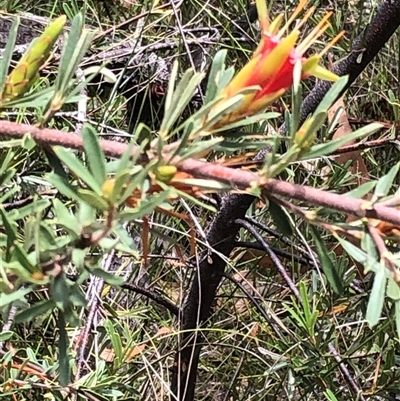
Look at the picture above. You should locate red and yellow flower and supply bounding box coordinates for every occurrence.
[214,0,344,126]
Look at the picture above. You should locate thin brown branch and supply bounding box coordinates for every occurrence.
[1,120,398,228]
[0,120,143,160]
[331,137,399,155]
[177,158,400,226]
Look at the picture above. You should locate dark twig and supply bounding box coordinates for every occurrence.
[234,241,312,266]
[244,216,312,258]
[221,272,287,340]
[65,274,180,315]
[121,283,180,316]
[235,218,301,300]
[331,137,399,155]
[327,343,367,401]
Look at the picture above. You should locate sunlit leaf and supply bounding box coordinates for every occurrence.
[53,146,102,194]
[304,123,382,160]
[373,162,400,199]
[82,124,107,186]
[366,266,387,327]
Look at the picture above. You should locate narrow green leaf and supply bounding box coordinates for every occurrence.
[0,150,15,176]
[119,163,156,205]
[13,243,37,273]
[0,184,20,204]
[314,76,348,114]
[77,189,109,211]
[324,389,339,401]
[15,299,54,323]
[216,66,235,92]
[336,236,381,274]
[171,70,204,125]
[387,278,400,301]
[346,181,377,199]
[299,282,311,323]
[56,13,84,91]
[53,146,102,193]
[160,69,204,135]
[301,112,328,140]
[202,94,245,130]
[105,319,123,362]
[366,266,387,327]
[108,171,130,204]
[53,199,79,232]
[9,198,51,221]
[163,60,179,116]
[47,173,82,202]
[116,138,141,173]
[119,190,172,222]
[361,230,378,271]
[290,81,302,136]
[269,200,293,237]
[179,138,224,161]
[0,287,33,309]
[205,49,228,104]
[0,206,18,262]
[304,123,382,160]
[1,87,55,108]
[90,268,124,286]
[82,124,106,186]
[374,163,400,199]
[311,227,344,295]
[111,225,139,256]
[50,274,70,311]
[0,18,20,95]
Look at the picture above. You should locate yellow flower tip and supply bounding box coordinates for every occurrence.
[53,14,67,26]
[278,29,299,55]
[302,55,320,73]
[303,54,339,82]
[256,0,270,32]
[269,14,284,36]
[312,64,340,82]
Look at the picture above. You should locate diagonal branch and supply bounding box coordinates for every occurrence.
[177,158,400,226]
[0,120,398,226]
